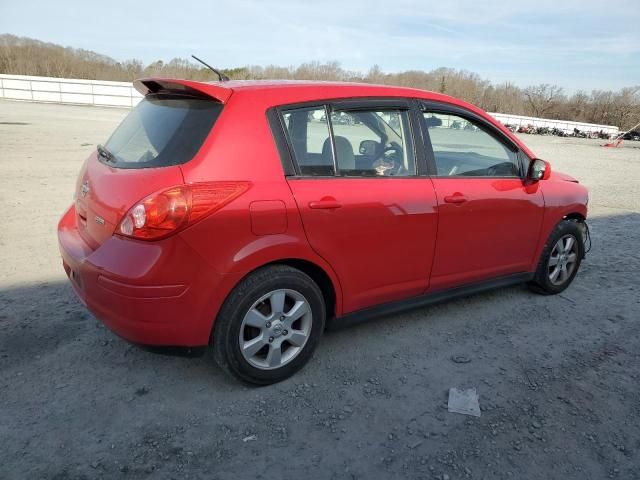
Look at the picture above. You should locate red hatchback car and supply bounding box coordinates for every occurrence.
[58,79,589,384]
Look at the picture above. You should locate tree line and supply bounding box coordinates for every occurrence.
[1,34,638,129]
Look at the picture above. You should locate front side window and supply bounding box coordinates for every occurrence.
[424,112,519,177]
[281,105,416,177]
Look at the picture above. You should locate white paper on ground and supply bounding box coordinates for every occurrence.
[448,387,481,417]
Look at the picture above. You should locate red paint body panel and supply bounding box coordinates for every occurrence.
[74,153,184,248]
[529,172,588,272]
[57,79,588,347]
[287,178,438,312]
[58,205,242,345]
[133,78,235,103]
[429,178,545,290]
[249,201,288,235]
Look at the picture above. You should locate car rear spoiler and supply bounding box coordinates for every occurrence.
[133,78,233,103]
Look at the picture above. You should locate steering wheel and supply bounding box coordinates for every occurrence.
[381,144,405,175]
[486,162,515,177]
[486,164,498,176]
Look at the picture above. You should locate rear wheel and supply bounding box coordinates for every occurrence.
[529,219,584,295]
[212,265,325,385]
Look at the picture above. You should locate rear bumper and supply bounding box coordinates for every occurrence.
[58,205,231,346]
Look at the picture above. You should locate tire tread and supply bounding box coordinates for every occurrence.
[212,265,325,385]
[528,219,584,295]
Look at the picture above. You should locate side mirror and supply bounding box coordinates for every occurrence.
[529,158,551,181]
[359,139,378,156]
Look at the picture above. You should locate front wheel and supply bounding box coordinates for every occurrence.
[212,265,325,385]
[529,219,585,295]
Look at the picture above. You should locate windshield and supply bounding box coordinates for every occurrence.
[102,95,223,168]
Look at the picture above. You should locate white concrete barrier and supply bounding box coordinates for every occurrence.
[0,74,619,135]
[489,112,618,136]
[0,74,143,108]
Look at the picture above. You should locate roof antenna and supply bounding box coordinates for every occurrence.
[191,54,229,82]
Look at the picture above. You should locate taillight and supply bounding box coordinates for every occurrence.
[117,182,250,240]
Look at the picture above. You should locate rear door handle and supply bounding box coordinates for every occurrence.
[443,193,468,204]
[309,198,342,209]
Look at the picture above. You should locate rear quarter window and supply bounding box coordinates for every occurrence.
[103,95,222,169]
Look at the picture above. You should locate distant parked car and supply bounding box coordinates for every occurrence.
[518,124,536,134]
[551,128,567,137]
[332,112,355,125]
[622,130,640,141]
[58,79,589,384]
[573,128,588,138]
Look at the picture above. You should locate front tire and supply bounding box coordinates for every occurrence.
[529,219,584,295]
[212,265,325,385]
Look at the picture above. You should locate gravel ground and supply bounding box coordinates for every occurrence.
[1,100,639,480]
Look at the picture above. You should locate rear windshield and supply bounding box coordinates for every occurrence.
[102,95,223,168]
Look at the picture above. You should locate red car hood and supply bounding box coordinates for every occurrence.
[550,170,579,183]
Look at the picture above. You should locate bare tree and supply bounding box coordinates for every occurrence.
[524,84,565,117]
[610,87,640,128]
[3,34,640,129]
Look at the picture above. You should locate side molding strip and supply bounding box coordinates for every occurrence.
[329,272,534,330]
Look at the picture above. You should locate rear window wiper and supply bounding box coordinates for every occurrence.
[97,144,116,163]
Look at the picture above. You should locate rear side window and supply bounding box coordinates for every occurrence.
[281,105,416,177]
[103,95,223,169]
[282,107,335,176]
[330,109,415,176]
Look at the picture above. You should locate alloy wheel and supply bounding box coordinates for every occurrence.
[548,234,579,285]
[239,289,313,370]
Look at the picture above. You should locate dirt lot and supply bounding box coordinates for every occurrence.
[1,100,639,480]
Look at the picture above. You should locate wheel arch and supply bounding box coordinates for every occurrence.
[564,212,586,222]
[208,256,342,342]
[529,207,587,273]
[528,214,585,294]
[266,258,338,321]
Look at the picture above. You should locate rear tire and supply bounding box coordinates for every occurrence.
[529,219,584,295]
[212,265,325,385]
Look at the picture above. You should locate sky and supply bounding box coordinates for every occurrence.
[1,0,639,92]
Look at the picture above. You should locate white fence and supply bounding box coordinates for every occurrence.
[0,74,142,108]
[489,112,618,136]
[0,74,619,135]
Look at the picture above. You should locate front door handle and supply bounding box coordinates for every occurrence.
[443,193,468,204]
[309,197,342,209]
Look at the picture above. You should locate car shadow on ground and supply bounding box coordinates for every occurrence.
[1,213,639,480]
[0,212,637,389]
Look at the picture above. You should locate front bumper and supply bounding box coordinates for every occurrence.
[57,205,229,346]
